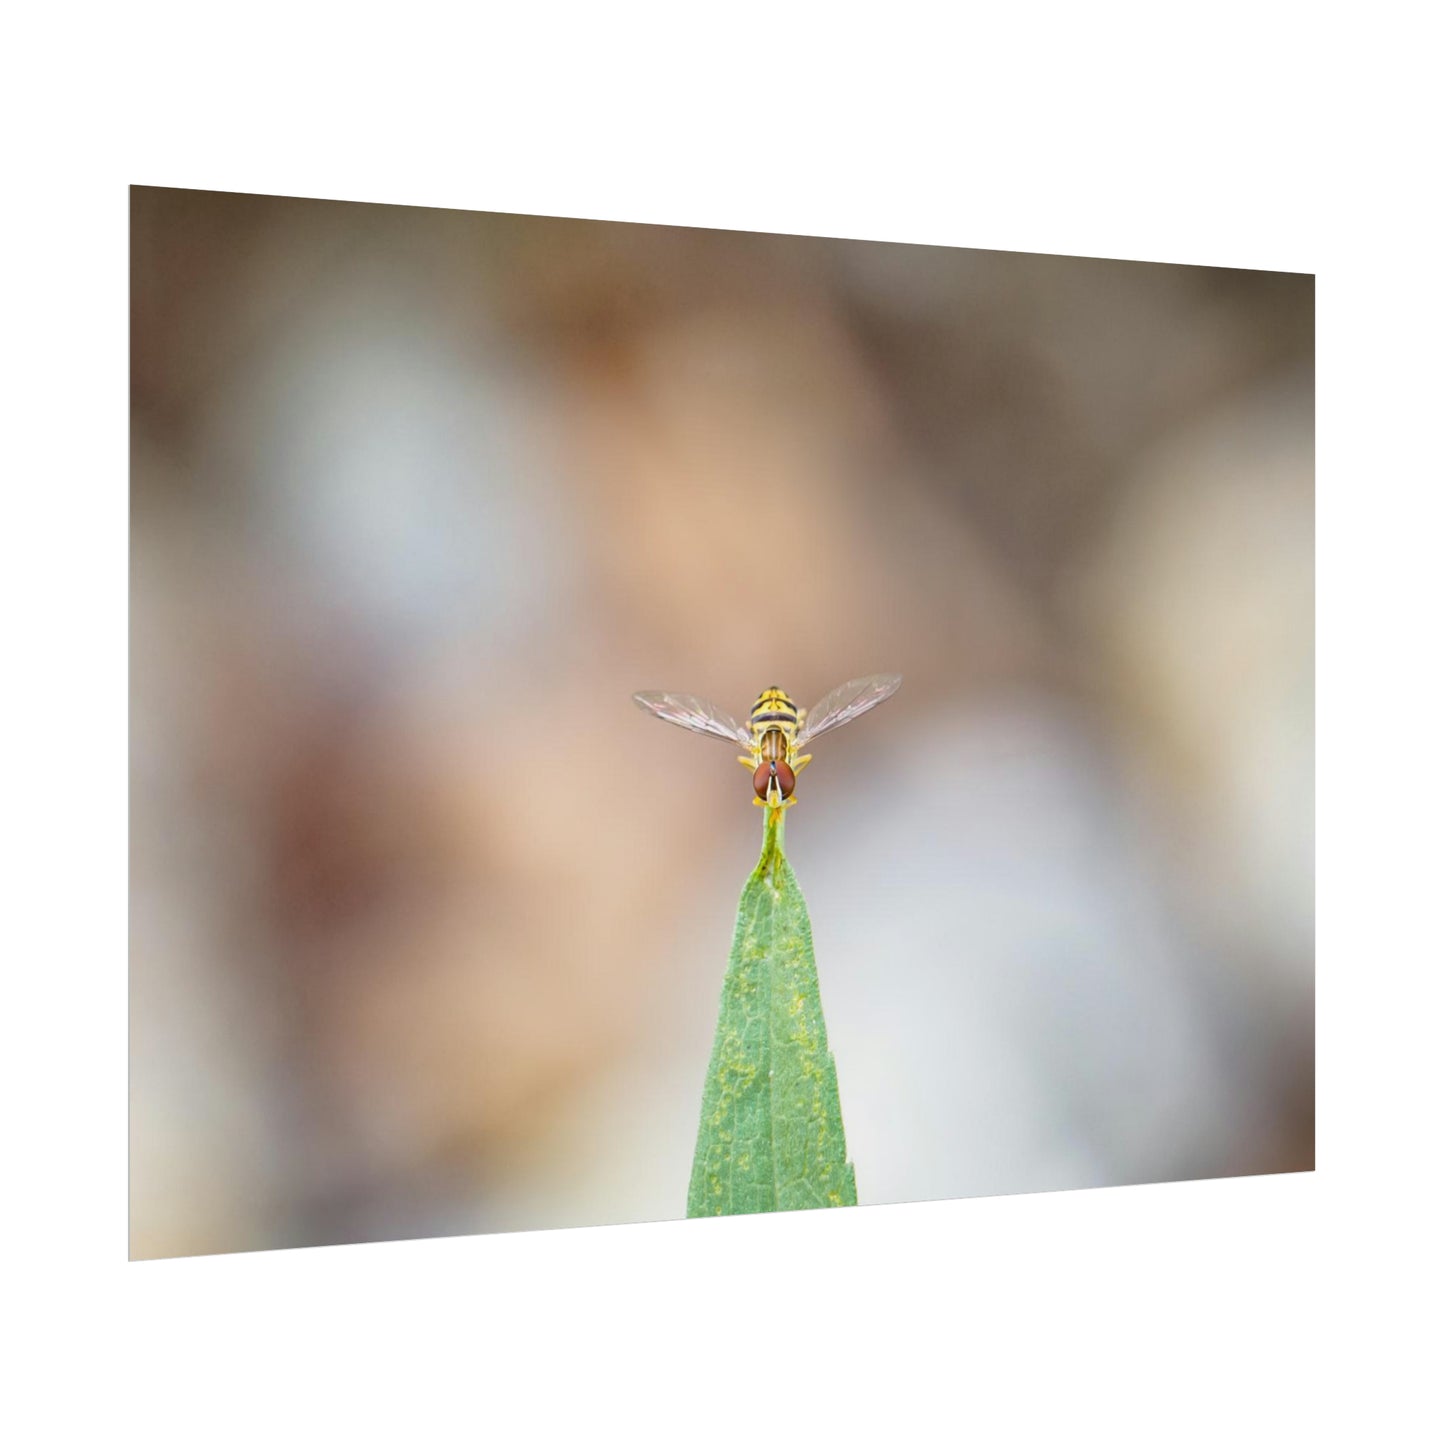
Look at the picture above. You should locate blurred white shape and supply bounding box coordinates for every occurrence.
[198,247,573,670]
[797,699,1252,1207]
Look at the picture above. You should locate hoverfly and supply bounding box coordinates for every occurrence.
[632,675,902,809]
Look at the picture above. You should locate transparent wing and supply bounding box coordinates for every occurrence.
[795,674,902,747]
[631,691,753,746]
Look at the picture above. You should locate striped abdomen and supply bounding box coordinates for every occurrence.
[750,686,800,762]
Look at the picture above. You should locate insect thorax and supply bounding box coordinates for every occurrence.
[750,687,799,757]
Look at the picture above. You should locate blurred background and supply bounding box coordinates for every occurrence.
[130,186,1313,1260]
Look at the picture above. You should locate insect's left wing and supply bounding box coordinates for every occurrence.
[631,691,753,746]
[795,673,902,746]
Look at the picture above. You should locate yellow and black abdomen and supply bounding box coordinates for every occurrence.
[749,686,800,763]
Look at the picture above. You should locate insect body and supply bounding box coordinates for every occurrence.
[632,675,902,809]
[748,685,803,803]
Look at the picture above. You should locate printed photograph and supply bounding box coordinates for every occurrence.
[130,186,1314,1258]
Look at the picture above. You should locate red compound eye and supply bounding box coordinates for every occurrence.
[752,759,797,800]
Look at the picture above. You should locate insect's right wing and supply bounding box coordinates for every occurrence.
[795,673,902,746]
[631,691,753,747]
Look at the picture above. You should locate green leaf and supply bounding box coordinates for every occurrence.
[687,808,857,1217]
